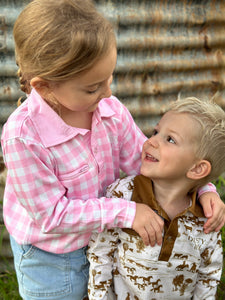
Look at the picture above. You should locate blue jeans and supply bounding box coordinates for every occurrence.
[10,236,89,300]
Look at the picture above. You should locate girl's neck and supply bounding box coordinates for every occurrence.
[61,109,93,129]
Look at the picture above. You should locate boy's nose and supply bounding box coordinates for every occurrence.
[147,135,159,148]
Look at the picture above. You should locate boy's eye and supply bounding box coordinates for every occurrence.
[152,129,158,136]
[167,136,175,144]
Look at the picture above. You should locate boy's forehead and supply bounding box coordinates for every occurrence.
[160,111,201,140]
[162,110,195,124]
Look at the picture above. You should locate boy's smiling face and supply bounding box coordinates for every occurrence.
[140,111,201,182]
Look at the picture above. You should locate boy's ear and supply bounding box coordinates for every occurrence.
[186,160,211,180]
[30,77,52,98]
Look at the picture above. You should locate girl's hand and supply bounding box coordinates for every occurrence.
[132,203,164,246]
[199,192,225,233]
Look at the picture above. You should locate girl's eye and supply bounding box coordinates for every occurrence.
[87,89,98,94]
[167,136,175,144]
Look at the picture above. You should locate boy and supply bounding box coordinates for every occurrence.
[87,97,225,299]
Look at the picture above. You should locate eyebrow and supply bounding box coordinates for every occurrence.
[169,129,183,141]
[157,123,182,141]
[86,82,101,88]
[86,72,114,88]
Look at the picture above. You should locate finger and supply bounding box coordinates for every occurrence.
[138,228,150,246]
[144,220,163,247]
[204,216,222,233]
[214,222,224,232]
[155,228,163,246]
[214,220,224,232]
[203,217,212,229]
[202,200,213,218]
[146,226,156,247]
[146,220,164,246]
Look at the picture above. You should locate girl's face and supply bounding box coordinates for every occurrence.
[49,47,117,113]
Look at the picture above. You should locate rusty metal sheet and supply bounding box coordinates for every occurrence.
[0,15,6,51]
[0,0,225,274]
[96,0,225,136]
[1,0,225,137]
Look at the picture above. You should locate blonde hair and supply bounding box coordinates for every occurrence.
[14,0,116,94]
[169,97,225,188]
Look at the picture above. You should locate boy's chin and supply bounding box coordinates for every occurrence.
[140,169,152,178]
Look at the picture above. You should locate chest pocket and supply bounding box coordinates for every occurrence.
[58,164,89,182]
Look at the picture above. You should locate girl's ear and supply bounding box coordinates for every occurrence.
[30,77,52,98]
[186,160,211,180]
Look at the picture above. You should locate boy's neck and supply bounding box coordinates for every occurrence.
[152,179,192,219]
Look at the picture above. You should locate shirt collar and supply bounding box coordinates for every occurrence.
[132,175,205,219]
[28,88,115,147]
[188,191,205,218]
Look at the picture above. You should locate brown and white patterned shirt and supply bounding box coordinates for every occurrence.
[87,175,223,300]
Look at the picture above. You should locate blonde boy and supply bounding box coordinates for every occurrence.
[87,97,225,300]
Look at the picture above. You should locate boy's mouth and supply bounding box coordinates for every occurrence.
[145,153,158,162]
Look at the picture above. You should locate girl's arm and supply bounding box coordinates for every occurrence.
[198,184,225,233]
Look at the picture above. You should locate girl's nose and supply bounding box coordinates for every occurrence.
[102,75,113,98]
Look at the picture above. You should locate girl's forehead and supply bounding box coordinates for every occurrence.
[77,47,117,85]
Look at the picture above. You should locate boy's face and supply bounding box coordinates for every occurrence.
[140,111,200,182]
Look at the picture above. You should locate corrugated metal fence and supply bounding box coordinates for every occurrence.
[96,0,225,134]
[0,0,225,272]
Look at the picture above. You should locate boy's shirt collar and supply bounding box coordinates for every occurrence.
[28,88,115,147]
[131,174,205,220]
[124,174,205,261]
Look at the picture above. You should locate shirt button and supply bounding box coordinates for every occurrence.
[166,236,173,242]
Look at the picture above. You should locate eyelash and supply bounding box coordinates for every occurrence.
[87,89,98,94]
[87,74,114,94]
[167,136,175,144]
[152,129,158,135]
[152,129,176,144]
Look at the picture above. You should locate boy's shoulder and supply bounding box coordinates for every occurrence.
[106,175,136,200]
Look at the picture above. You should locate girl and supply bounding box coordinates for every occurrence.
[1,0,224,299]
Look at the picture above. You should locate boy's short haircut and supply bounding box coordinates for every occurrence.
[169,97,225,187]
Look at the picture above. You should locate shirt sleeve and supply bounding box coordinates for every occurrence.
[87,228,119,300]
[116,99,147,175]
[2,137,136,235]
[197,182,218,197]
[192,231,223,299]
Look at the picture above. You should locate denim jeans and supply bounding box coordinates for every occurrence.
[10,236,89,300]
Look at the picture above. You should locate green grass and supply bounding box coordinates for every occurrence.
[0,271,20,300]
[0,224,20,299]
[217,226,225,300]
[215,176,225,300]
[0,176,225,300]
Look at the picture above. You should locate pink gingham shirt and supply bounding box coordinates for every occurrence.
[1,89,146,253]
[1,89,216,254]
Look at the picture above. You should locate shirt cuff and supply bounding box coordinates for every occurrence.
[115,200,136,229]
[197,182,218,197]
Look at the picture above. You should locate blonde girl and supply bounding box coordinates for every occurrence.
[1,0,224,299]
